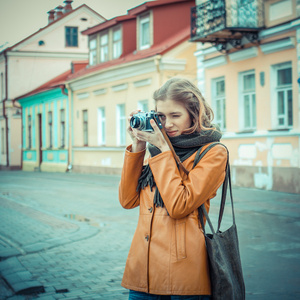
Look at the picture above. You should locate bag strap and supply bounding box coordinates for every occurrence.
[195,142,236,234]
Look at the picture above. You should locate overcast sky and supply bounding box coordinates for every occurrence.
[0,0,153,49]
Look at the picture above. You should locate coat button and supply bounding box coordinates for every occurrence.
[148,207,153,213]
[145,235,149,241]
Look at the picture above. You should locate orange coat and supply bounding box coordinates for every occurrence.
[119,142,227,295]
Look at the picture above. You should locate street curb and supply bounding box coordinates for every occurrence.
[0,196,101,260]
[0,257,45,296]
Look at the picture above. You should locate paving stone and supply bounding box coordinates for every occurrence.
[1,171,300,299]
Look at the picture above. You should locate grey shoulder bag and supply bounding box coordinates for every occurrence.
[193,142,246,300]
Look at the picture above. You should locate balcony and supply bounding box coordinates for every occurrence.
[191,0,264,52]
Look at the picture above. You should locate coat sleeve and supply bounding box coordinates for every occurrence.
[119,145,146,209]
[148,144,227,219]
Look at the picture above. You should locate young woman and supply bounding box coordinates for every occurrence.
[119,78,228,300]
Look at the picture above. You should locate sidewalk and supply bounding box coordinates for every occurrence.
[0,171,299,299]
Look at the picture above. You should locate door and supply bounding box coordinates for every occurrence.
[38,114,42,166]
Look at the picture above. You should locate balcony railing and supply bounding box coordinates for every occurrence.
[191,0,264,51]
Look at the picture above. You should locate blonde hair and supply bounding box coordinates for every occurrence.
[153,78,215,134]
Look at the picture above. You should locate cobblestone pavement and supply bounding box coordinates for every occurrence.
[0,171,299,300]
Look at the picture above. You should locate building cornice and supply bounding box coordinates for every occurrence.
[67,55,187,91]
[259,18,300,40]
[223,130,300,139]
[17,88,66,106]
[229,47,258,62]
[260,37,295,55]
[67,56,158,91]
[6,51,88,59]
[73,146,126,152]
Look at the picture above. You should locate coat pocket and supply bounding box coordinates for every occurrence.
[175,221,187,260]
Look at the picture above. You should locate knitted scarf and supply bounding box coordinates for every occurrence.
[136,128,222,208]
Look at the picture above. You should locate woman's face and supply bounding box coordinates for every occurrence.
[156,99,192,137]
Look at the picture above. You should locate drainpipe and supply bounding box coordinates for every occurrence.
[2,50,9,167]
[64,83,72,172]
[12,99,23,169]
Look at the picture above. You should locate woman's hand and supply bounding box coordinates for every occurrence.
[127,110,147,152]
[132,119,170,153]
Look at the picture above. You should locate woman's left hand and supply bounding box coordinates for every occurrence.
[131,119,170,153]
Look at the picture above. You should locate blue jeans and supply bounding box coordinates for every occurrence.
[129,290,211,300]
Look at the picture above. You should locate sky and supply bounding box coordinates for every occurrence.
[0,0,154,49]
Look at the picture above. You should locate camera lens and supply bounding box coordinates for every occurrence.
[130,116,141,129]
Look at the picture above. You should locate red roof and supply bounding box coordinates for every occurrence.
[67,26,190,81]
[16,61,88,100]
[4,4,106,52]
[82,14,136,36]
[128,0,191,15]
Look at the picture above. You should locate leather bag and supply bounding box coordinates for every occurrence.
[194,142,246,300]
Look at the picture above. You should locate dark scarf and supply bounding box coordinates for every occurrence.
[136,128,222,208]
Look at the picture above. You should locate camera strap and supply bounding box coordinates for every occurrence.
[158,125,189,176]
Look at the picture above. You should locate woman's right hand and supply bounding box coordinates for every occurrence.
[127,110,147,152]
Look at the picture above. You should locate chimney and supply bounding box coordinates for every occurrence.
[47,9,55,24]
[63,0,73,13]
[55,5,64,19]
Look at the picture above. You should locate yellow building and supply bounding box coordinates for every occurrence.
[191,0,300,193]
[66,0,197,174]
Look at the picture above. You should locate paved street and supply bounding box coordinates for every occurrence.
[0,171,299,300]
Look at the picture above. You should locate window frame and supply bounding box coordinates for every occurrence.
[0,73,4,101]
[137,100,149,112]
[60,109,65,148]
[97,107,106,146]
[1,128,4,154]
[89,36,97,66]
[112,26,122,59]
[271,61,293,129]
[48,111,53,149]
[27,115,32,149]
[65,26,78,47]
[83,110,88,146]
[238,70,257,131]
[99,31,109,63]
[138,12,152,50]
[116,104,126,146]
[211,77,226,131]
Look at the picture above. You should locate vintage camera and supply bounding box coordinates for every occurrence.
[130,110,162,131]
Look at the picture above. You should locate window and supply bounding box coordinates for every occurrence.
[97,107,106,145]
[83,110,88,146]
[89,38,97,66]
[100,32,109,62]
[239,70,256,130]
[60,109,65,148]
[28,115,32,149]
[117,104,126,146]
[139,13,151,50]
[212,77,226,131]
[273,62,293,128]
[1,128,5,154]
[0,73,3,100]
[138,100,149,112]
[65,27,78,47]
[48,111,53,148]
[88,27,123,65]
[113,27,122,59]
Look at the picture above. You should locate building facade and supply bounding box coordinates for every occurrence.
[191,0,300,193]
[16,62,87,172]
[66,0,197,174]
[0,1,105,169]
